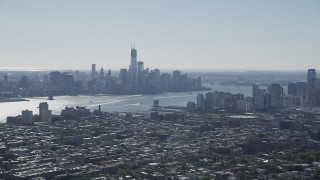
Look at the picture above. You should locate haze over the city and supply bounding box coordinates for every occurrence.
[0,0,319,71]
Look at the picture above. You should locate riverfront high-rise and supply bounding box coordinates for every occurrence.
[268,84,284,108]
[306,69,317,106]
[307,69,316,88]
[39,102,48,116]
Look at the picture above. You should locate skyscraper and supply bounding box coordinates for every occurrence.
[288,83,297,96]
[19,76,28,88]
[205,92,214,111]
[39,102,52,123]
[137,61,145,91]
[39,102,49,116]
[268,84,283,108]
[306,69,317,106]
[252,85,259,99]
[129,48,138,87]
[307,69,316,88]
[172,70,181,91]
[196,77,202,89]
[91,64,97,80]
[49,71,63,87]
[119,68,128,85]
[22,110,33,125]
[99,68,105,82]
[138,61,144,72]
[197,94,205,110]
[63,74,74,95]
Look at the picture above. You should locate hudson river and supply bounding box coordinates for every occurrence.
[0,84,272,122]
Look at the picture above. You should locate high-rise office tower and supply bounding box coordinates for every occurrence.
[39,102,49,115]
[137,61,145,91]
[42,110,52,123]
[268,84,283,108]
[153,69,161,82]
[73,71,80,81]
[251,85,269,110]
[131,48,137,66]
[288,83,297,96]
[205,92,214,111]
[63,74,74,95]
[213,91,224,108]
[172,70,182,91]
[252,85,260,99]
[296,82,307,97]
[22,110,33,125]
[173,70,181,79]
[119,69,128,85]
[129,48,138,87]
[197,94,205,110]
[49,71,63,87]
[138,61,144,72]
[255,94,271,110]
[316,79,320,90]
[196,77,202,89]
[316,79,320,106]
[100,68,104,79]
[307,69,316,88]
[91,64,97,80]
[306,69,317,106]
[160,73,171,91]
[92,64,96,73]
[19,76,28,88]
[39,102,52,123]
[106,70,112,78]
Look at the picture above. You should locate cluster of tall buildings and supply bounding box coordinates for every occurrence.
[48,48,203,95]
[253,69,320,110]
[0,74,32,98]
[252,84,283,110]
[252,69,320,110]
[48,71,81,95]
[288,69,320,106]
[0,48,202,98]
[115,48,202,94]
[188,91,251,113]
[189,69,320,112]
[7,102,52,125]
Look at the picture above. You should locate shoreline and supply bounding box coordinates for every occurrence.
[4,87,212,100]
[0,98,29,103]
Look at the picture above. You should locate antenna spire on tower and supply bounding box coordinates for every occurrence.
[130,42,136,49]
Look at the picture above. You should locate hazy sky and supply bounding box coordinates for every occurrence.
[0,0,319,71]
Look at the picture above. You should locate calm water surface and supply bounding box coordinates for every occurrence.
[0,84,273,122]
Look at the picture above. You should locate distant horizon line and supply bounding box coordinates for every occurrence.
[0,66,313,73]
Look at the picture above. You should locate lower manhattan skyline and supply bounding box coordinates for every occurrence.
[2,1,320,179]
[1,0,320,70]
